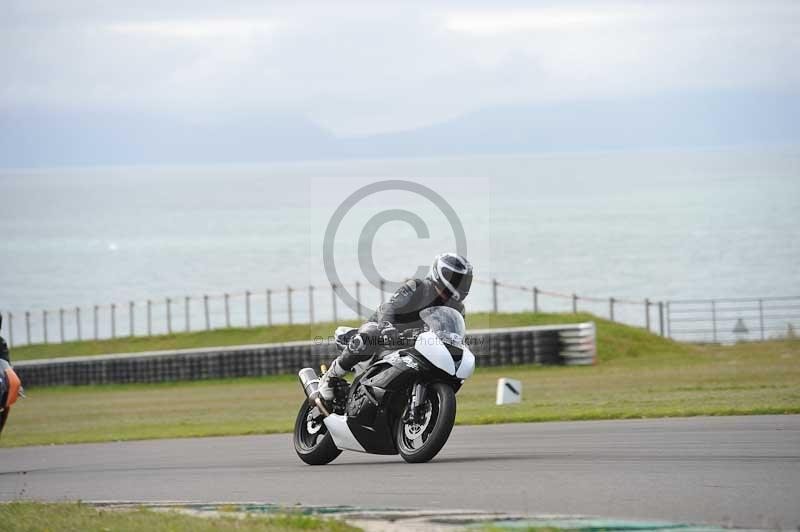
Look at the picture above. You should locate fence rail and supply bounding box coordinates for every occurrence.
[665,296,800,343]
[2,279,798,347]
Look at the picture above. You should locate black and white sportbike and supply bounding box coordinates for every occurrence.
[0,315,23,438]
[294,306,475,464]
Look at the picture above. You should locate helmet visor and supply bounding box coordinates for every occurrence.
[442,268,473,298]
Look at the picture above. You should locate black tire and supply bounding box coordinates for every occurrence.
[395,382,456,464]
[0,408,9,437]
[293,401,341,465]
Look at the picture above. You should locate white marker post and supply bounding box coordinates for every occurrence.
[496,378,522,405]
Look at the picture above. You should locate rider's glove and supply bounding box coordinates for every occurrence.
[378,322,398,346]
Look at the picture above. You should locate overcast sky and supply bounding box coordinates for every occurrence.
[2,0,799,137]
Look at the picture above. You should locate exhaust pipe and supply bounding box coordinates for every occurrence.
[298,367,331,417]
[298,367,320,398]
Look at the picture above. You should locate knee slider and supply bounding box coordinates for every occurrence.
[348,334,367,353]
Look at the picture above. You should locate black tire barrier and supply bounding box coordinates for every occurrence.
[559,323,597,366]
[14,322,596,387]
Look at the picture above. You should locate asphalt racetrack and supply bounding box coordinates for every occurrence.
[2,415,798,529]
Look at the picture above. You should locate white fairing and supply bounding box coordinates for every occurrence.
[414,331,475,379]
[415,331,455,375]
[416,306,475,380]
[456,346,475,379]
[323,414,365,452]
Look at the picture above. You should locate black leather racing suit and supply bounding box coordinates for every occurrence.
[337,278,465,371]
[0,335,9,363]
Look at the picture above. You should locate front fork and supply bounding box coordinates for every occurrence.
[405,382,428,423]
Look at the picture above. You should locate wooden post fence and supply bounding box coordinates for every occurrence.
[146,300,152,337]
[224,294,230,328]
[245,291,251,328]
[287,287,293,325]
[166,298,172,334]
[355,281,362,319]
[331,284,338,323]
[308,286,314,324]
[266,289,272,326]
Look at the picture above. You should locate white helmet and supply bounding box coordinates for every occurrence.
[428,253,473,302]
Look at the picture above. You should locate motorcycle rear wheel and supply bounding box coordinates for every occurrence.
[395,382,456,463]
[293,400,341,465]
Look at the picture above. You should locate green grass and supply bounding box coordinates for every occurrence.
[0,502,360,532]
[10,321,356,361]
[11,312,597,361]
[2,314,798,448]
[480,528,569,532]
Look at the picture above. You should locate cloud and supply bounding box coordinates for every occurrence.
[443,9,626,34]
[108,18,277,39]
[1,1,798,136]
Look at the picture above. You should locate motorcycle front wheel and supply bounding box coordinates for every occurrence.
[395,382,456,463]
[293,400,341,465]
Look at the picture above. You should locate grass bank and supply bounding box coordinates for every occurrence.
[11,312,596,361]
[2,314,798,447]
[0,502,359,532]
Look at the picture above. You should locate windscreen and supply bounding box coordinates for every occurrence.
[419,307,466,347]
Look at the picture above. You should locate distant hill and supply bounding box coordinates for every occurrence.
[0,108,339,167]
[342,91,800,157]
[1,90,798,167]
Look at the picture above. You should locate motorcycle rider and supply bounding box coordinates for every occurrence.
[0,315,21,436]
[0,316,9,363]
[317,253,473,402]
